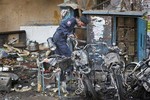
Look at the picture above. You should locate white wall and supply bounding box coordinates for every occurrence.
[20,25,58,44]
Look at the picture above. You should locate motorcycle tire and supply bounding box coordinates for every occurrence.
[124,63,140,74]
[142,90,150,100]
[124,63,140,86]
[115,74,126,100]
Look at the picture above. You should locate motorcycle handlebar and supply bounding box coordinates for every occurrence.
[69,37,120,51]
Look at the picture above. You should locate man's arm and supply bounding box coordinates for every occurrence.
[62,18,76,36]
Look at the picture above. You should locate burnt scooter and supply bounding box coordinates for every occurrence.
[69,38,99,100]
[123,57,150,100]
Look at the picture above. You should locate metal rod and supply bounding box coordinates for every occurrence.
[41,63,45,93]
[37,58,42,92]
[58,72,61,97]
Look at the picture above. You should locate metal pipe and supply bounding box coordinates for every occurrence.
[37,58,42,92]
[58,72,61,97]
[41,63,45,93]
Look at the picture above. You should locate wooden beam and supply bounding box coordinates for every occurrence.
[77,0,82,16]
[85,0,91,10]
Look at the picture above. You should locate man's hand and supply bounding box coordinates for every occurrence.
[68,34,75,38]
[68,34,76,42]
[43,58,50,63]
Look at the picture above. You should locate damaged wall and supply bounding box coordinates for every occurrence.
[87,15,112,44]
[0,0,63,32]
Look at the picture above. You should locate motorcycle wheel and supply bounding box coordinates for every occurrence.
[115,74,126,100]
[124,63,140,85]
[142,90,150,100]
[124,63,140,74]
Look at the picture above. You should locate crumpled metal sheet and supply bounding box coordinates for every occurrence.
[0,72,19,81]
[0,49,8,59]
[71,50,88,66]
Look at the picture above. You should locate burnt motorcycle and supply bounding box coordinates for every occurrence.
[69,38,99,100]
[123,57,150,100]
[45,37,98,99]
[87,42,125,100]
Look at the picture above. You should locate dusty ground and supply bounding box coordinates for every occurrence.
[0,91,56,100]
[0,89,85,100]
[0,52,91,100]
[0,65,86,100]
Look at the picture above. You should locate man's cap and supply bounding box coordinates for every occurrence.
[80,16,89,25]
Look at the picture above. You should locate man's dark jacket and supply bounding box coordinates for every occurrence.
[53,17,77,57]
